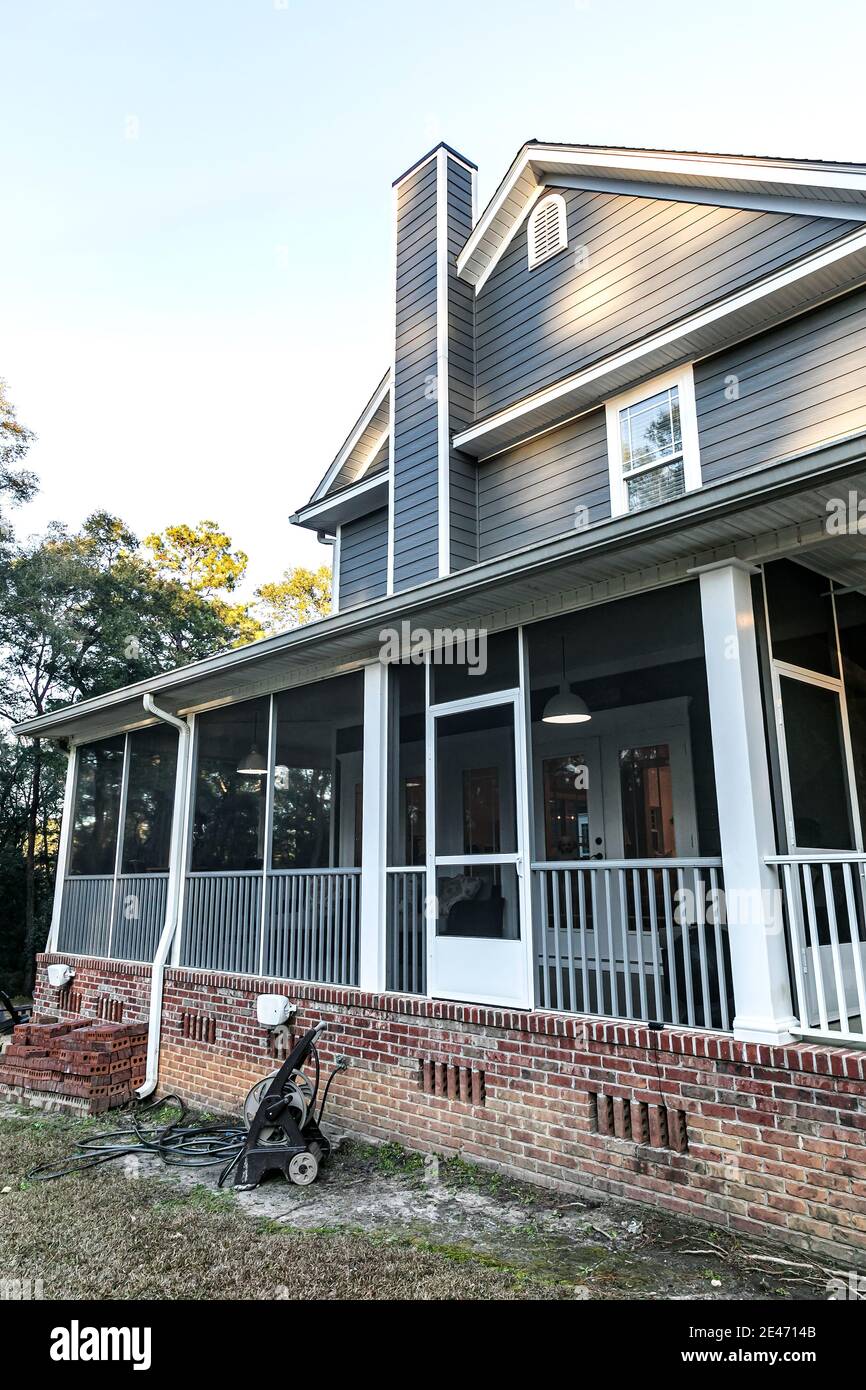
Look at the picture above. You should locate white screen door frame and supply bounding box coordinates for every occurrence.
[425,666,534,1009]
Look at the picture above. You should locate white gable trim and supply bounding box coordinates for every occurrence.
[310,371,391,503]
[458,144,866,289]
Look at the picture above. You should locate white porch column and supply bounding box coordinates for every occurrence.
[47,743,78,952]
[359,661,388,991]
[694,559,797,1043]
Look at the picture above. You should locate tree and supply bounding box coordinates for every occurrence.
[0,378,37,539]
[254,563,332,635]
[143,520,264,646]
[0,513,248,991]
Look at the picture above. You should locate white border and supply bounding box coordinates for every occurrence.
[604,364,701,518]
[458,143,866,284]
[436,147,451,578]
[527,193,568,270]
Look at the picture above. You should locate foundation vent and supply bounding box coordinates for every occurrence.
[180,1010,217,1044]
[590,1091,688,1153]
[66,990,83,1015]
[97,996,124,1023]
[419,1058,486,1107]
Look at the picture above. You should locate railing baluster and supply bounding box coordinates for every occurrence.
[618,868,633,1020]
[693,867,712,1030]
[551,870,563,1011]
[539,869,551,1009]
[632,868,647,1021]
[647,869,663,1022]
[844,862,866,1030]
[709,866,729,1032]
[801,863,830,1033]
[822,862,850,1036]
[677,867,695,1027]
[576,870,589,1013]
[563,871,577,1013]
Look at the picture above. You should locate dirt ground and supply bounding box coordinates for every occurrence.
[0,1100,847,1300]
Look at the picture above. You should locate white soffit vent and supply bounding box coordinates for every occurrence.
[528,193,568,269]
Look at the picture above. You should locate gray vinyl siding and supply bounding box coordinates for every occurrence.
[478,409,610,562]
[447,157,479,571]
[338,508,388,609]
[393,158,439,590]
[475,187,852,420]
[694,288,866,483]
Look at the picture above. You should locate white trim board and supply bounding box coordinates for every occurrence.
[605,365,702,519]
[309,372,391,505]
[436,146,451,578]
[458,143,866,287]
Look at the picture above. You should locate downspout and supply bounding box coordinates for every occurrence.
[137,693,192,1099]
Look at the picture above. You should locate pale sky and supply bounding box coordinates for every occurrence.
[2,0,864,595]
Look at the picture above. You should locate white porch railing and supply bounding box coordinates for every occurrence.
[57,873,168,963]
[769,854,866,1043]
[386,867,426,994]
[532,859,731,1030]
[180,869,361,985]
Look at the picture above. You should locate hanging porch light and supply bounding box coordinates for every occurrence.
[542,635,591,724]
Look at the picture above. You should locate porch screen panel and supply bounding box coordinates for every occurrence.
[779,677,854,851]
[386,663,426,993]
[68,736,125,875]
[264,673,364,985]
[60,735,125,956]
[190,698,269,872]
[184,697,269,973]
[121,725,177,873]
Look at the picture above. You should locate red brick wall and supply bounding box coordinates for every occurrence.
[34,952,866,1267]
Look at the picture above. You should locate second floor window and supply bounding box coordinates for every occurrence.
[606,367,701,517]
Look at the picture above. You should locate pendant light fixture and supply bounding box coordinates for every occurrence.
[542,635,591,724]
[237,710,267,775]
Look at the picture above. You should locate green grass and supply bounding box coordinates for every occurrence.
[0,1107,577,1301]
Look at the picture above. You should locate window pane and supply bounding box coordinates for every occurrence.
[272,673,364,869]
[435,863,520,940]
[122,726,177,873]
[764,558,838,677]
[543,755,591,860]
[388,663,426,866]
[780,677,854,849]
[191,697,269,871]
[69,737,125,876]
[431,629,519,703]
[435,704,516,855]
[621,387,681,470]
[626,458,685,512]
[620,744,676,858]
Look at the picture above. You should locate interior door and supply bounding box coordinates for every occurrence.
[428,691,531,1007]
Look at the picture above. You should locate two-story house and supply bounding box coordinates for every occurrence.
[14,142,866,1263]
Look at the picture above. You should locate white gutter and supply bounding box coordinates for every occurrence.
[137,693,192,1100]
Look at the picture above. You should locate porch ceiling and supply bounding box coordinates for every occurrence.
[15,435,866,746]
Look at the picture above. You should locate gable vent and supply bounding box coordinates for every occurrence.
[528,193,568,269]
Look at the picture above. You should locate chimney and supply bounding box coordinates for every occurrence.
[388,143,477,592]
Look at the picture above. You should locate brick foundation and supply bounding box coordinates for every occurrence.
[34,951,866,1267]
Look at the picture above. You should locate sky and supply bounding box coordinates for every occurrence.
[2,0,865,596]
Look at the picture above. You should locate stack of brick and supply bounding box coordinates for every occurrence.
[0,1019,148,1113]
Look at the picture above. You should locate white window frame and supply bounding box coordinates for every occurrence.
[527,193,568,270]
[605,365,702,518]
